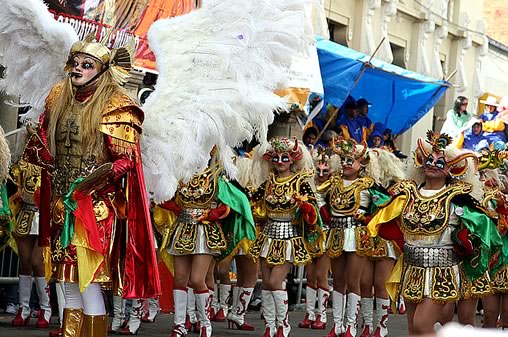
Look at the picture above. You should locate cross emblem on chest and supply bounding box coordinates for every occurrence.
[61,119,78,147]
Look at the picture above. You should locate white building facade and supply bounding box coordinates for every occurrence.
[324,0,489,154]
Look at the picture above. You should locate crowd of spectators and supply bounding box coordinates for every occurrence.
[302,96,407,159]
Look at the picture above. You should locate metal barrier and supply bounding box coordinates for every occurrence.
[0,246,19,284]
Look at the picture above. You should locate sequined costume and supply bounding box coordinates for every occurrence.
[368,132,502,304]
[241,136,320,337]
[318,175,375,258]
[247,169,320,266]
[22,32,160,337]
[9,160,41,238]
[24,82,160,297]
[167,165,229,256]
[155,163,255,337]
[7,158,54,328]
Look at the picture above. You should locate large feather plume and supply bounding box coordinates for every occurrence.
[142,0,313,202]
[0,0,78,122]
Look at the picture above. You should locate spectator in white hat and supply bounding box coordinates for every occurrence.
[479,95,506,143]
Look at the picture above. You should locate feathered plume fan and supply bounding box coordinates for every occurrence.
[0,0,78,122]
[142,0,314,202]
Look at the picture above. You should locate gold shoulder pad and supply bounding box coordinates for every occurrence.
[44,82,65,112]
[100,92,143,144]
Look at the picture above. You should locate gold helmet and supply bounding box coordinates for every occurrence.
[65,30,135,86]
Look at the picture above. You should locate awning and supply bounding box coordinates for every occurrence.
[316,37,450,134]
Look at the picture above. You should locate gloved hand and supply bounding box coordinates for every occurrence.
[159,200,183,216]
[196,204,230,222]
[319,205,331,226]
[452,227,474,257]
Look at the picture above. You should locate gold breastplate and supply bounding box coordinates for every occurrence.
[396,180,471,235]
[175,166,220,208]
[264,173,304,216]
[327,176,374,215]
[53,104,104,196]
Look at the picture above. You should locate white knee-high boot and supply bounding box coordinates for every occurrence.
[372,297,390,337]
[145,297,159,322]
[171,288,188,337]
[228,286,240,318]
[195,289,213,337]
[209,285,218,319]
[312,287,330,329]
[343,293,361,337]
[34,276,52,326]
[186,287,197,325]
[122,298,142,334]
[262,290,276,337]
[326,290,345,336]
[273,290,290,337]
[227,287,255,330]
[18,275,32,319]
[215,284,231,320]
[111,295,125,332]
[57,281,66,326]
[359,297,373,337]
[12,275,32,326]
[299,286,316,328]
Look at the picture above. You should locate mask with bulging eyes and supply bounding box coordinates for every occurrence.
[271,153,291,164]
[341,156,355,167]
[424,154,447,170]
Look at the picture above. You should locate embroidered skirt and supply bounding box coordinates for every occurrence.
[491,266,508,293]
[12,204,39,237]
[248,219,311,266]
[370,237,398,260]
[459,266,492,299]
[325,216,372,258]
[401,245,460,303]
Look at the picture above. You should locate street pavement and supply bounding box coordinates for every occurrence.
[0,309,411,337]
[0,309,489,337]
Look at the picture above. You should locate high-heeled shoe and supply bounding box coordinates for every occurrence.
[11,308,30,327]
[324,325,341,337]
[35,309,51,328]
[227,318,255,331]
[48,327,63,337]
[310,315,326,330]
[213,308,226,322]
[298,313,314,328]
[170,325,187,337]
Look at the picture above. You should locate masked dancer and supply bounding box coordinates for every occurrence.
[244,136,322,337]
[368,131,502,335]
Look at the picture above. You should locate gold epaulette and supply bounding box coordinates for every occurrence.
[100,92,143,158]
[100,92,143,142]
[44,82,65,112]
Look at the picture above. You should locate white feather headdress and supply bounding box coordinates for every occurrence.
[141,0,314,202]
[0,0,78,122]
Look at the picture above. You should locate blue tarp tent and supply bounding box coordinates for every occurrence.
[316,37,450,134]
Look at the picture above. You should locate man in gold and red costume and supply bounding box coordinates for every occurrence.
[22,32,160,337]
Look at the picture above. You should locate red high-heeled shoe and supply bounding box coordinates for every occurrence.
[213,308,226,322]
[227,318,255,331]
[324,325,340,337]
[35,309,51,328]
[311,315,326,329]
[298,313,314,328]
[11,308,30,327]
